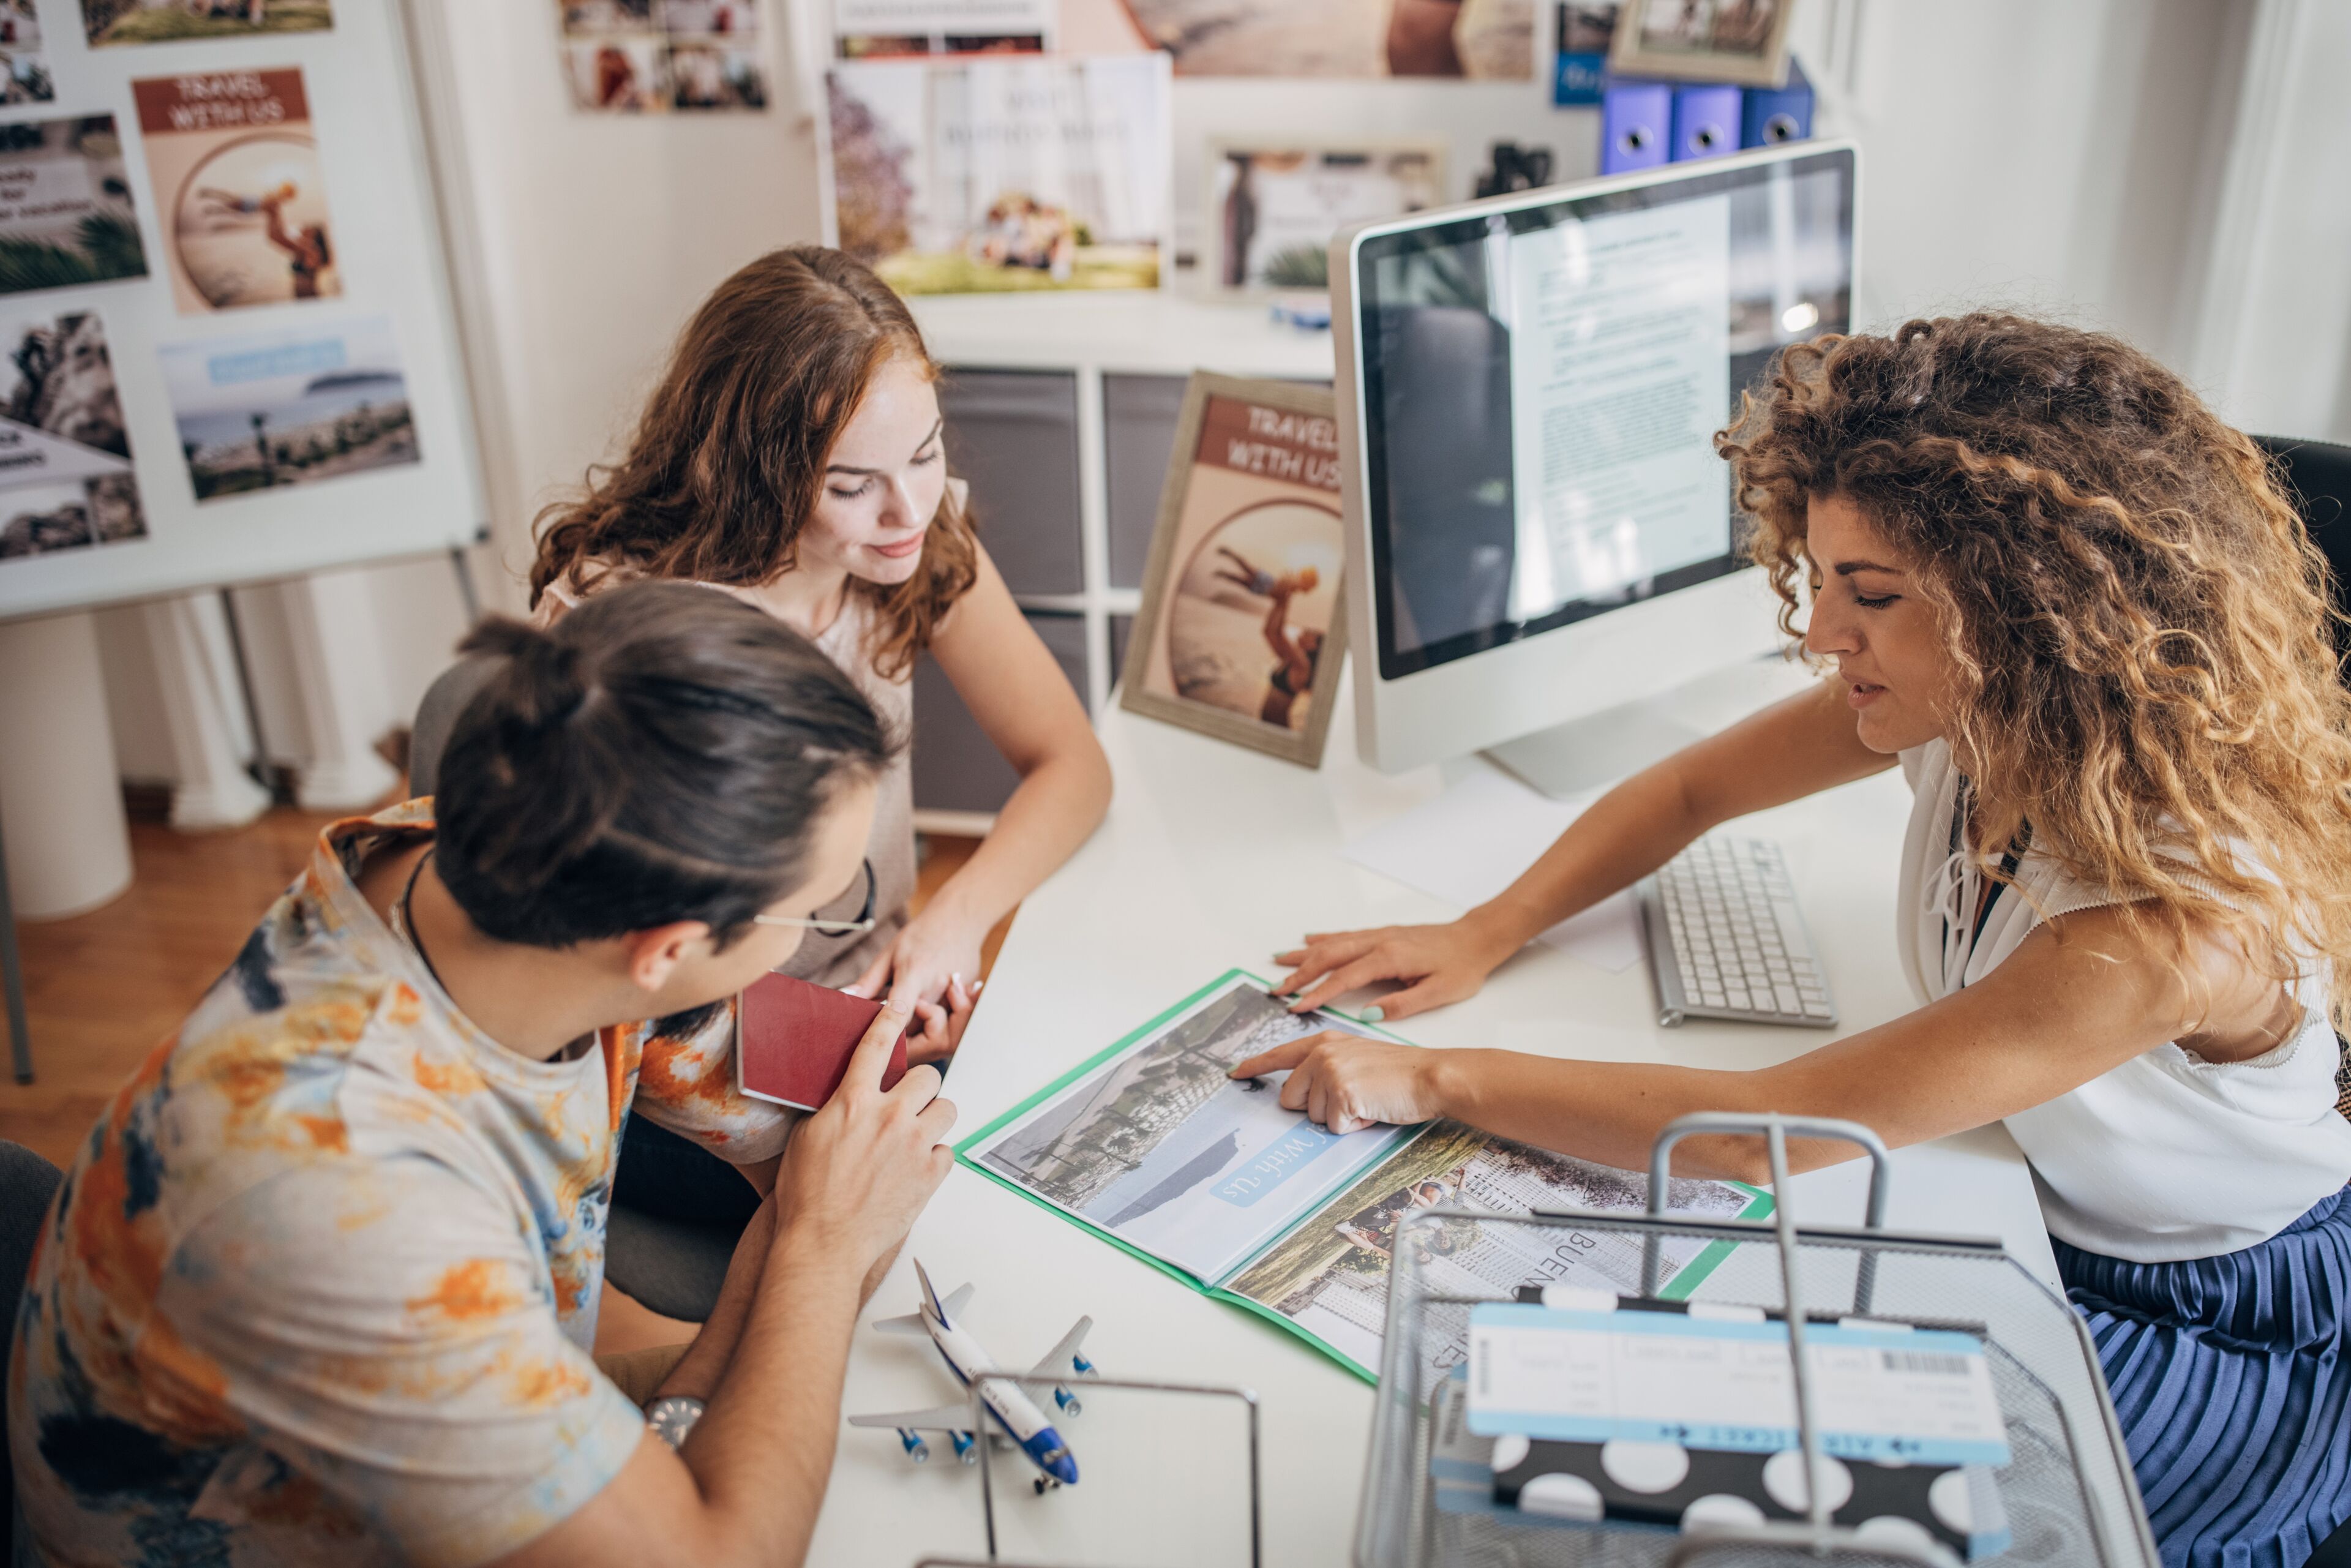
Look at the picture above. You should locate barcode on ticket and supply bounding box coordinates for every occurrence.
[1881,1351,1975,1376]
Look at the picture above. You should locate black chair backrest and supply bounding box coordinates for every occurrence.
[406,656,501,801]
[2254,435,2351,651]
[0,1139,62,1547]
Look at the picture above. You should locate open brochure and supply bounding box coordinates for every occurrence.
[956,970,1771,1384]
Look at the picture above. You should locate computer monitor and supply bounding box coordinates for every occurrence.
[1332,140,1858,790]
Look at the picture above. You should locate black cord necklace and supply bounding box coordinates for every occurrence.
[396,848,454,999]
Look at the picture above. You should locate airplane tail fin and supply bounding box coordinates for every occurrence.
[913,1258,947,1324]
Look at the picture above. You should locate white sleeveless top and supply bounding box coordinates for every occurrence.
[1895,738,2351,1262]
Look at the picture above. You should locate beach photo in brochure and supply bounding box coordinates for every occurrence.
[133,69,340,313]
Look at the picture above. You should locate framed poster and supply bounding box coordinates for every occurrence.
[1607,0,1793,88]
[1122,373,1346,768]
[1207,139,1444,294]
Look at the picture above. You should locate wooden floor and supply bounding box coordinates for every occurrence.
[0,802,1002,1355]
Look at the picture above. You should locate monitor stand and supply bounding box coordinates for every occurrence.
[1481,657,1807,800]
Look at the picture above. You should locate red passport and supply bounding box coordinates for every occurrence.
[736,972,908,1111]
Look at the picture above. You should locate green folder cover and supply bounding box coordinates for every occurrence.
[955,968,1772,1385]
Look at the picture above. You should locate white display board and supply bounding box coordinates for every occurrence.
[0,0,483,623]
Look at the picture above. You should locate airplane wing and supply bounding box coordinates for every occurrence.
[1030,1315,1093,1379]
[942,1282,975,1320]
[847,1402,974,1433]
[873,1313,928,1337]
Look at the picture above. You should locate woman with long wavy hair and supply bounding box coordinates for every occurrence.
[1247,314,2351,1566]
[532,246,1110,1056]
[529,247,1109,1260]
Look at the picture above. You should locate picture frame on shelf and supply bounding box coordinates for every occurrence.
[1607,0,1794,88]
[1122,373,1346,769]
[1205,139,1445,296]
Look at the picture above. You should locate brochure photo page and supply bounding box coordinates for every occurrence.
[160,314,417,501]
[961,972,1770,1384]
[0,309,144,559]
[133,69,340,313]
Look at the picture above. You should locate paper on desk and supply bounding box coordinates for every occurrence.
[1341,770,1644,972]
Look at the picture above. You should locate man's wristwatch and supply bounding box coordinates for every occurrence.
[646,1395,706,1451]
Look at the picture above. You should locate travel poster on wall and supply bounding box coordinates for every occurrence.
[0,309,147,560]
[159,313,417,502]
[0,116,148,295]
[1122,374,1344,767]
[1,2,53,105]
[79,0,331,47]
[1102,0,1532,78]
[132,69,339,314]
[825,52,1168,294]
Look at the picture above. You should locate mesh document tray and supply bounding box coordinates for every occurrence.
[1354,1116,2159,1568]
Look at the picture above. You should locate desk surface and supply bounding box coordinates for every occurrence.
[807,666,2058,1567]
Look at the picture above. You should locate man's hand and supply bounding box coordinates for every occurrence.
[1227,1033,1445,1135]
[774,999,957,1274]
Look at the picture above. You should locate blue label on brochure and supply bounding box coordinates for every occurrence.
[1212,1122,1348,1207]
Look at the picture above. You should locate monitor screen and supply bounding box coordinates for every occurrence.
[1352,146,1854,681]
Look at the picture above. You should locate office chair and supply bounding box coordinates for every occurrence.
[409,660,743,1322]
[0,1139,62,1547]
[2255,435,2351,1131]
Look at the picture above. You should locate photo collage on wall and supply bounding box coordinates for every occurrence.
[558,1,768,113]
[0,1,419,566]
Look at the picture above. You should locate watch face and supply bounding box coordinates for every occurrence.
[648,1396,705,1449]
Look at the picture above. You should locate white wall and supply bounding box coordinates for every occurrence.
[100,0,2351,804]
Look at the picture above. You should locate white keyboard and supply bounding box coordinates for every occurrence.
[1635,836,1837,1029]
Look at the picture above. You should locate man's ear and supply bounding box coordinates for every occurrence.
[622,921,716,996]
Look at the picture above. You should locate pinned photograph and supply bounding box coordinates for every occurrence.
[0,1,52,104]
[133,70,339,314]
[0,117,149,296]
[833,0,1051,57]
[562,37,670,111]
[1607,0,1793,86]
[1110,0,1532,78]
[1122,373,1346,767]
[80,0,333,48]
[1209,141,1444,293]
[0,310,147,561]
[668,40,765,108]
[160,314,418,502]
[557,0,767,113]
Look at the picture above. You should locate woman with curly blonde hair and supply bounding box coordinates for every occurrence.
[1247,314,2351,1566]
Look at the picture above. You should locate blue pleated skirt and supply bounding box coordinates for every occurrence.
[2055,1187,2351,1568]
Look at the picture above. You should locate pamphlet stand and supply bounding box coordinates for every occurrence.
[1356,1113,2160,1568]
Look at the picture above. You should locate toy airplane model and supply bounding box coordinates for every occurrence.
[849,1261,1097,1494]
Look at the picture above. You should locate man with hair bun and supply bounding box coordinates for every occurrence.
[10,582,959,1568]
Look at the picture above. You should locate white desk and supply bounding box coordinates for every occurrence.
[808,667,2058,1567]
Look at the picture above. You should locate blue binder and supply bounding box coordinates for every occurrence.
[1599,78,1671,175]
[1669,82,1742,162]
[1741,56,1814,148]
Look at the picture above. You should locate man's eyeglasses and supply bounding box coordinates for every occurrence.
[752,858,877,939]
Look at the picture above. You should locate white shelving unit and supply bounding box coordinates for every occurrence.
[905,290,1337,827]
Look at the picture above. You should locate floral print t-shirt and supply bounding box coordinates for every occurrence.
[7,800,793,1567]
